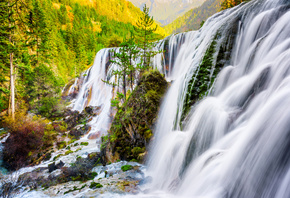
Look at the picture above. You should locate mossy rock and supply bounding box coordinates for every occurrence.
[121,165,133,172]
[108,70,168,161]
[89,182,103,189]
[80,142,89,146]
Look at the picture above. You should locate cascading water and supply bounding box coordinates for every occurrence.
[61,48,119,156]
[4,0,290,197]
[146,0,290,197]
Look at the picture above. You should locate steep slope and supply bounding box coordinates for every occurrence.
[0,0,166,115]
[164,0,222,33]
[127,0,207,25]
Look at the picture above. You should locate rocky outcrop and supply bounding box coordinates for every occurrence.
[106,70,168,162]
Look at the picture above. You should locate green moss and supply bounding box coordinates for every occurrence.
[121,165,133,172]
[80,142,89,146]
[64,184,87,194]
[57,141,67,149]
[108,70,168,161]
[181,36,220,123]
[65,150,73,155]
[53,154,63,161]
[68,139,77,145]
[90,172,98,178]
[89,182,103,189]
[131,147,145,157]
[73,143,79,147]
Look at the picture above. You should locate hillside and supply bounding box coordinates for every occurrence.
[127,0,207,25]
[0,0,166,115]
[164,0,222,34]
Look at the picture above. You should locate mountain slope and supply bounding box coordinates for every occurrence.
[0,0,166,114]
[164,0,222,34]
[127,0,207,25]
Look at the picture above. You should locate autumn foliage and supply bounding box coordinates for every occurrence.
[2,113,57,170]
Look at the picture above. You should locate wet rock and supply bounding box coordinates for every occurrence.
[69,125,90,140]
[88,131,101,139]
[85,105,102,116]
[48,161,64,173]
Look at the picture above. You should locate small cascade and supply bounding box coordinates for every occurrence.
[153,33,188,80]
[63,49,116,154]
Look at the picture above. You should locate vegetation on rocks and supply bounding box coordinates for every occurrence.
[181,15,239,123]
[121,165,133,172]
[106,70,168,161]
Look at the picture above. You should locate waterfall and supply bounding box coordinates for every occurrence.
[58,0,290,197]
[146,0,290,197]
[65,48,117,143]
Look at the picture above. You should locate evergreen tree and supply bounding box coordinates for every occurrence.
[134,4,161,70]
[106,36,139,101]
[27,0,51,66]
[0,0,10,113]
[0,0,26,119]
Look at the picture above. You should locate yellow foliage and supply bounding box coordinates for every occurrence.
[52,3,60,9]
[61,24,67,30]
[72,0,167,37]
[65,5,72,11]
[91,21,102,33]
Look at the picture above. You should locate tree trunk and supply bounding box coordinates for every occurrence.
[10,51,15,120]
[123,70,126,101]
[130,53,133,90]
[8,1,15,120]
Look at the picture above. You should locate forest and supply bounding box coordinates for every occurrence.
[0,0,166,120]
[1,0,288,197]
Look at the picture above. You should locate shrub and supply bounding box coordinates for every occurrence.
[1,113,55,170]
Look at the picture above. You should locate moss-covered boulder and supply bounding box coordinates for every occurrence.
[108,70,168,161]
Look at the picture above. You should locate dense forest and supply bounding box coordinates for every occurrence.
[0,0,166,119]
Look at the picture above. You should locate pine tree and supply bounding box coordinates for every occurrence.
[0,0,10,113]
[27,0,51,66]
[105,36,139,101]
[134,4,161,70]
[0,0,22,119]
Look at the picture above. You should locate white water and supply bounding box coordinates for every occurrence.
[4,0,290,197]
[146,0,290,197]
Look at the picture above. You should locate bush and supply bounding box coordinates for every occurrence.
[2,113,57,170]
